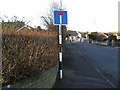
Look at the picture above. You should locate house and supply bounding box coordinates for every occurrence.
[114,33,120,40]
[117,35,120,40]
[78,32,89,43]
[66,30,78,42]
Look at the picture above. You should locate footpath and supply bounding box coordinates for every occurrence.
[52,42,113,88]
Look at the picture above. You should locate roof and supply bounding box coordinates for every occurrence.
[98,33,108,38]
[67,30,78,36]
[17,25,35,32]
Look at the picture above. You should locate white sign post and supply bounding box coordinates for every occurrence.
[59,0,63,79]
[53,0,68,80]
[59,15,62,79]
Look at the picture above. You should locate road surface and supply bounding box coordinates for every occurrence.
[53,42,118,88]
[74,42,118,85]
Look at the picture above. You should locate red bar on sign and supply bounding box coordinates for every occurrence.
[58,12,64,16]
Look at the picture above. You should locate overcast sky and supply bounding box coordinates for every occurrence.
[0,0,119,32]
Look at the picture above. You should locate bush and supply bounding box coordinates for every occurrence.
[2,28,59,84]
[102,38,108,42]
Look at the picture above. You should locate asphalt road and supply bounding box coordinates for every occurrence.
[53,42,118,88]
[74,42,118,85]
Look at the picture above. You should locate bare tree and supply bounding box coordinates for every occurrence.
[37,26,42,31]
[41,1,62,30]
[0,15,29,30]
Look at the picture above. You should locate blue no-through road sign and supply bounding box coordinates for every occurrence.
[54,10,68,25]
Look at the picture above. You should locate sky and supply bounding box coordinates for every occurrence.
[0,0,119,32]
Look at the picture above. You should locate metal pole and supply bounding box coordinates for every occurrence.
[59,0,63,79]
[60,0,62,10]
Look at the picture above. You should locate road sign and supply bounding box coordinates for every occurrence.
[54,10,68,25]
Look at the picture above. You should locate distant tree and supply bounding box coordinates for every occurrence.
[102,38,108,42]
[88,34,94,40]
[108,34,117,42]
[1,15,28,30]
[0,17,4,22]
[88,32,98,41]
[37,26,42,31]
